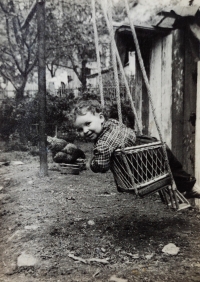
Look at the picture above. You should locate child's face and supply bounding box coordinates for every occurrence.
[75,111,105,141]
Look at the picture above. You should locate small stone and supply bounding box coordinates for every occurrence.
[145,253,154,260]
[88,220,95,226]
[11,161,24,165]
[0,186,4,191]
[162,243,180,255]
[27,180,33,185]
[17,253,38,267]
[8,226,15,231]
[109,275,128,282]
[24,225,39,230]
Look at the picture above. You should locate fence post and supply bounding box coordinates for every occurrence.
[37,0,48,177]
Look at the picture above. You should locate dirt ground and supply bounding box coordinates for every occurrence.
[1,141,200,282]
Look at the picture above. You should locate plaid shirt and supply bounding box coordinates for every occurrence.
[90,119,136,173]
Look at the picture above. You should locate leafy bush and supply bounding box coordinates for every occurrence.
[0,90,135,150]
[0,92,76,146]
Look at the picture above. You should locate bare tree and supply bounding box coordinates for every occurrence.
[0,0,38,101]
[45,0,108,90]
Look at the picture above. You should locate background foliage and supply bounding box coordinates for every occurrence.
[0,92,75,145]
[0,91,135,149]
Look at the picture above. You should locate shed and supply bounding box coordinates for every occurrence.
[115,5,200,184]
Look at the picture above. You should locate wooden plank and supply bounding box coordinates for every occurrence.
[195,61,200,207]
[171,29,185,164]
[141,70,149,135]
[161,34,172,148]
[149,37,162,140]
[135,58,142,125]
[141,38,150,136]
[183,29,197,174]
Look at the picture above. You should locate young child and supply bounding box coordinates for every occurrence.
[73,99,200,198]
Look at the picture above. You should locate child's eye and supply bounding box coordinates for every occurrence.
[85,122,91,126]
[77,128,83,133]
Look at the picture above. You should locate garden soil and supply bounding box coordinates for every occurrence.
[1,141,200,282]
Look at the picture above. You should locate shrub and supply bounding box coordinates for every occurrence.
[0,92,76,146]
[0,89,135,150]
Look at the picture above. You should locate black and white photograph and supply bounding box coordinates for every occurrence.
[0,0,200,281]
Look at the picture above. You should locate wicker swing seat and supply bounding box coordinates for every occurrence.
[112,141,191,210]
[112,141,170,196]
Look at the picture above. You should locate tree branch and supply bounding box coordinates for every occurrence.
[26,54,38,74]
[5,17,24,75]
[0,68,17,90]
[67,54,81,82]
[0,0,9,14]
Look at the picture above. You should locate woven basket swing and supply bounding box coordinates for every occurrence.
[91,0,190,211]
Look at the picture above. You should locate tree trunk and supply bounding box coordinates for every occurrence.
[15,88,24,102]
[81,59,87,92]
[37,0,48,177]
[15,78,27,102]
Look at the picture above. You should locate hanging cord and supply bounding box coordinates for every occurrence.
[124,0,164,143]
[106,0,123,124]
[91,0,104,107]
[124,3,166,134]
[100,2,142,134]
[124,0,181,205]
[101,0,138,194]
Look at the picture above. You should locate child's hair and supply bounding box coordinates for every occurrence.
[73,98,135,129]
[73,99,103,117]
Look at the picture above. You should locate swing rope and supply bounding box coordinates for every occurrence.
[101,0,140,194]
[123,0,181,204]
[124,0,163,143]
[100,0,143,134]
[91,0,104,107]
[92,0,190,208]
[106,0,123,125]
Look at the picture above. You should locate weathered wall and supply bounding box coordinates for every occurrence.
[149,33,173,148]
[171,29,185,163]
[183,28,198,174]
[149,28,197,174]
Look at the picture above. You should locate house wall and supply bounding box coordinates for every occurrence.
[149,29,197,175]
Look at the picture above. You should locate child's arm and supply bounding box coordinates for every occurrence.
[90,142,113,173]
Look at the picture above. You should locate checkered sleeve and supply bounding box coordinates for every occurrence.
[90,119,136,173]
[90,142,113,173]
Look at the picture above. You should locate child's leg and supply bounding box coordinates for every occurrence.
[165,146,196,193]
